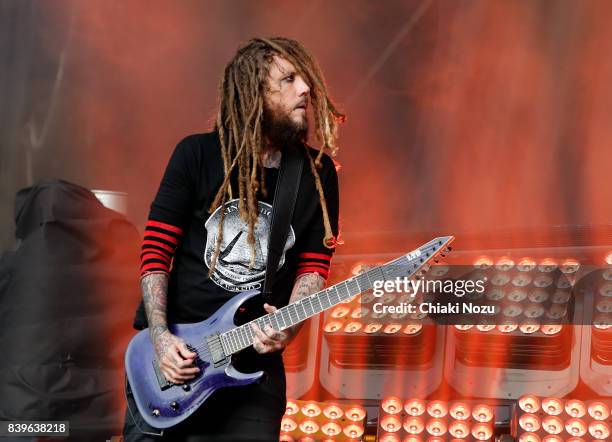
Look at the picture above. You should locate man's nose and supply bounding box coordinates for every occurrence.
[296,75,310,96]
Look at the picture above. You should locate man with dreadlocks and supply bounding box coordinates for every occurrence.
[123,37,344,441]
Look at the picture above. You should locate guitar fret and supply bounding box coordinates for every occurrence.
[329,286,337,304]
[229,331,237,353]
[219,334,228,355]
[236,329,243,349]
[231,330,238,350]
[236,329,243,350]
[338,283,349,301]
[236,330,242,350]
[306,297,315,315]
[357,273,370,292]
[241,327,248,348]
[324,291,332,308]
[375,267,385,282]
[316,293,324,312]
[237,328,244,350]
[248,325,254,344]
[288,304,297,326]
[225,331,232,353]
[278,310,287,329]
[293,303,301,324]
[299,301,307,320]
[293,303,301,322]
[303,298,312,316]
[279,309,288,329]
[282,309,289,328]
[343,281,351,298]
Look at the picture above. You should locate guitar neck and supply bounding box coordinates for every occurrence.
[220,256,410,356]
[218,236,452,357]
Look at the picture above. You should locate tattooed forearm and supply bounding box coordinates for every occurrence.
[290,272,325,303]
[141,272,170,345]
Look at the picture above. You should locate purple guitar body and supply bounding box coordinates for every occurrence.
[125,289,263,429]
[125,235,454,430]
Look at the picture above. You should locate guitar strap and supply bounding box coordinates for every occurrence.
[262,144,304,300]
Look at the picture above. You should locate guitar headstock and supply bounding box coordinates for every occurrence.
[383,235,455,280]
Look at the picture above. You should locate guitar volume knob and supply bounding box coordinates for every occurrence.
[170,401,180,410]
[152,409,160,417]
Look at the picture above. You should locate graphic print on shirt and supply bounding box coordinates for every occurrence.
[204,199,295,291]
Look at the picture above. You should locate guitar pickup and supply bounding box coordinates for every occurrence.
[206,334,228,367]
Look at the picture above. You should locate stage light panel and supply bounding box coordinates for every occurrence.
[279,399,366,442]
[513,395,612,441]
[378,398,496,441]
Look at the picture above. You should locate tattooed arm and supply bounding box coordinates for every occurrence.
[141,272,198,383]
[252,272,325,354]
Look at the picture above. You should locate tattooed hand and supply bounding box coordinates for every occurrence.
[252,273,325,354]
[251,303,294,354]
[153,330,199,384]
[141,272,198,384]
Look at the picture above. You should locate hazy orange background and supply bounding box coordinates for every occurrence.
[2,0,610,253]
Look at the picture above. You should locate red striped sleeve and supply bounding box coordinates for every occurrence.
[141,251,171,264]
[145,220,184,235]
[296,252,333,281]
[141,262,171,273]
[298,252,333,261]
[145,229,180,245]
[296,266,329,280]
[140,219,184,277]
[142,240,175,254]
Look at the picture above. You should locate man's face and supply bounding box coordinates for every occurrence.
[263,55,311,139]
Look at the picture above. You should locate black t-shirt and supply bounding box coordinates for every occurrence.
[134,132,339,328]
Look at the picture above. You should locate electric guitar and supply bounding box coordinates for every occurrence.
[125,235,454,428]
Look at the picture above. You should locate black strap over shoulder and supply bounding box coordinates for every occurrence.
[263,145,304,298]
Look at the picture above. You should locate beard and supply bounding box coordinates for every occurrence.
[262,104,308,149]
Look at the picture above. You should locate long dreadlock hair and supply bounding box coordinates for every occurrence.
[208,37,345,275]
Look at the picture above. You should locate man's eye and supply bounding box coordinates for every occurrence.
[283,75,295,82]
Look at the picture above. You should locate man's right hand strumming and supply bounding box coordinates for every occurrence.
[141,272,198,384]
[153,329,199,384]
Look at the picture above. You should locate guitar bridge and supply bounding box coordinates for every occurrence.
[206,333,229,367]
